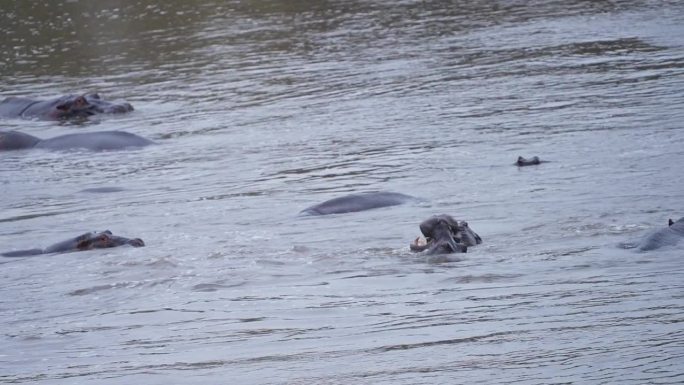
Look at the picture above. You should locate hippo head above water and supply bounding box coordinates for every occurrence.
[0,93,134,120]
[40,230,144,255]
[410,214,482,254]
[52,93,134,119]
[1,230,145,258]
[66,230,145,252]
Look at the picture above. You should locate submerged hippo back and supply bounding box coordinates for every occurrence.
[638,217,684,251]
[1,248,44,257]
[1,96,74,120]
[0,97,38,117]
[0,131,40,150]
[301,192,416,215]
[35,131,153,151]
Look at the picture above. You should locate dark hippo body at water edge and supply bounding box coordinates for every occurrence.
[0,130,153,151]
[300,192,417,215]
[0,93,133,120]
[410,214,482,254]
[634,217,684,251]
[1,230,144,258]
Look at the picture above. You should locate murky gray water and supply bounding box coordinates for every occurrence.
[1,1,684,384]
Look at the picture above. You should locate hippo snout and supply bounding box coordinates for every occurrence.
[128,238,145,247]
[106,103,134,113]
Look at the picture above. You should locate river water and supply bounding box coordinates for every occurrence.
[1,1,683,384]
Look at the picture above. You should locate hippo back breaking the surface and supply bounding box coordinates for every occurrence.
[300,192,417,216]
[0,130,153,152]
[637,217,684,251]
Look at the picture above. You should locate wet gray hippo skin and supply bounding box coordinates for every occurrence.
[0,93,133,120]
[516,156,547,166]
[637,217,684,251]
[1,231,145,257]
[0,130,153,151]
[300,192,416,215]
[410,214,482,254]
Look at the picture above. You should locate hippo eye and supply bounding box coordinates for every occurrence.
[74,96,87,107]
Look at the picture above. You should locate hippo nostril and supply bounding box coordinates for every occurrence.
[107,104,132,113]
[129,238,145,247]
[121,103,134,112]
[74,96,88,107]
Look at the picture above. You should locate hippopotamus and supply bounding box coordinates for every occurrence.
[410,214,482,254]
[1,230,144,257]
[0,130,153,151]
[0,93,133,120]
[300,192,417,215]
[516,156,547,166]
[634,217,684,251]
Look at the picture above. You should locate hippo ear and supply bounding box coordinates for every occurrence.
[87,93,101,100]
[419,217,438,237]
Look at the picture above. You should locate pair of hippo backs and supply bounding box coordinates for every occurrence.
[0,94,148,152]
[300,192,483,255]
